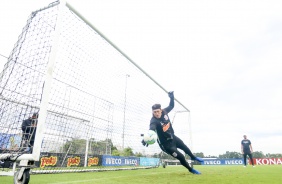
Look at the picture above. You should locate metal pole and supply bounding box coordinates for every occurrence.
[61,140,72,167]
[122,74,130,149]
[84,138,89,167]
[30,0,66,162]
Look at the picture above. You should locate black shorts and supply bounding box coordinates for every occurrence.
[159,135,185,155]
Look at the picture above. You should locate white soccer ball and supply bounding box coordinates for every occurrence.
[143,130,158,145]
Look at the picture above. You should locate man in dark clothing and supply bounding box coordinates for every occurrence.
[241,135,255,167]
[21,113,38,153]
[142,91,203,175]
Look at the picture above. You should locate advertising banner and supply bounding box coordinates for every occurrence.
[102,155,139,166]
[0,133,21,151]
[202,158,282,165]
[253,158,282,165]
[36,153,102,168]
[87,155,102,167]
[202,159,244,165]
[140,157,160,166]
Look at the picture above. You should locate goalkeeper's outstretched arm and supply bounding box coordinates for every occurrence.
[164,91,174,113]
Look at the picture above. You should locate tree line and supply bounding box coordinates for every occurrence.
[56,138,281,159]
[194,151,282,159]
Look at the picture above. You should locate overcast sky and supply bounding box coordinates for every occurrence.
[1,0,282,156]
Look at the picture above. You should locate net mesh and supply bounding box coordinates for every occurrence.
[0,2,191,173]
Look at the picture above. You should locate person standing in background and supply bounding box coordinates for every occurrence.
[21,113,38,153]
[241,135,255,167]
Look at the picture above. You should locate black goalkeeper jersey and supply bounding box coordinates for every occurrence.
[149,97,174,145]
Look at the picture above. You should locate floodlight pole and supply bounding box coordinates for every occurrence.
[122,74,130,150]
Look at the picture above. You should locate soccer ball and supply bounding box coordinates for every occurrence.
[143,130,158,145]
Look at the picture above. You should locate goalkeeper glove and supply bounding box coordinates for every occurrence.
[168,91,174,99]
[141,139,148,147]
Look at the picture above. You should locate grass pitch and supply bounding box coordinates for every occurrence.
[1,165,281,184]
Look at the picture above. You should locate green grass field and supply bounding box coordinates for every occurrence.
[1,165,281,184]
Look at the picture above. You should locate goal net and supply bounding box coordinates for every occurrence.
[0,1,191,174]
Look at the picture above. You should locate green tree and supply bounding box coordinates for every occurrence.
[160,152,174,159]
[122,147,134,156]
[135,152,144,157]
[111,149,121,156]
[205,155,217,158]
[63,138,86,154]
[89,138,114,155]
[267,153,282,158]
[219,151,241,159]
[62,138,116,155]
[252,151,264,158]
[193,152,204,158]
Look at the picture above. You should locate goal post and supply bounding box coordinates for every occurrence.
[31,0,65,162]
[0,0,192,177]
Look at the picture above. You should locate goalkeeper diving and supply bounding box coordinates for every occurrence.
[142,91,203,174]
